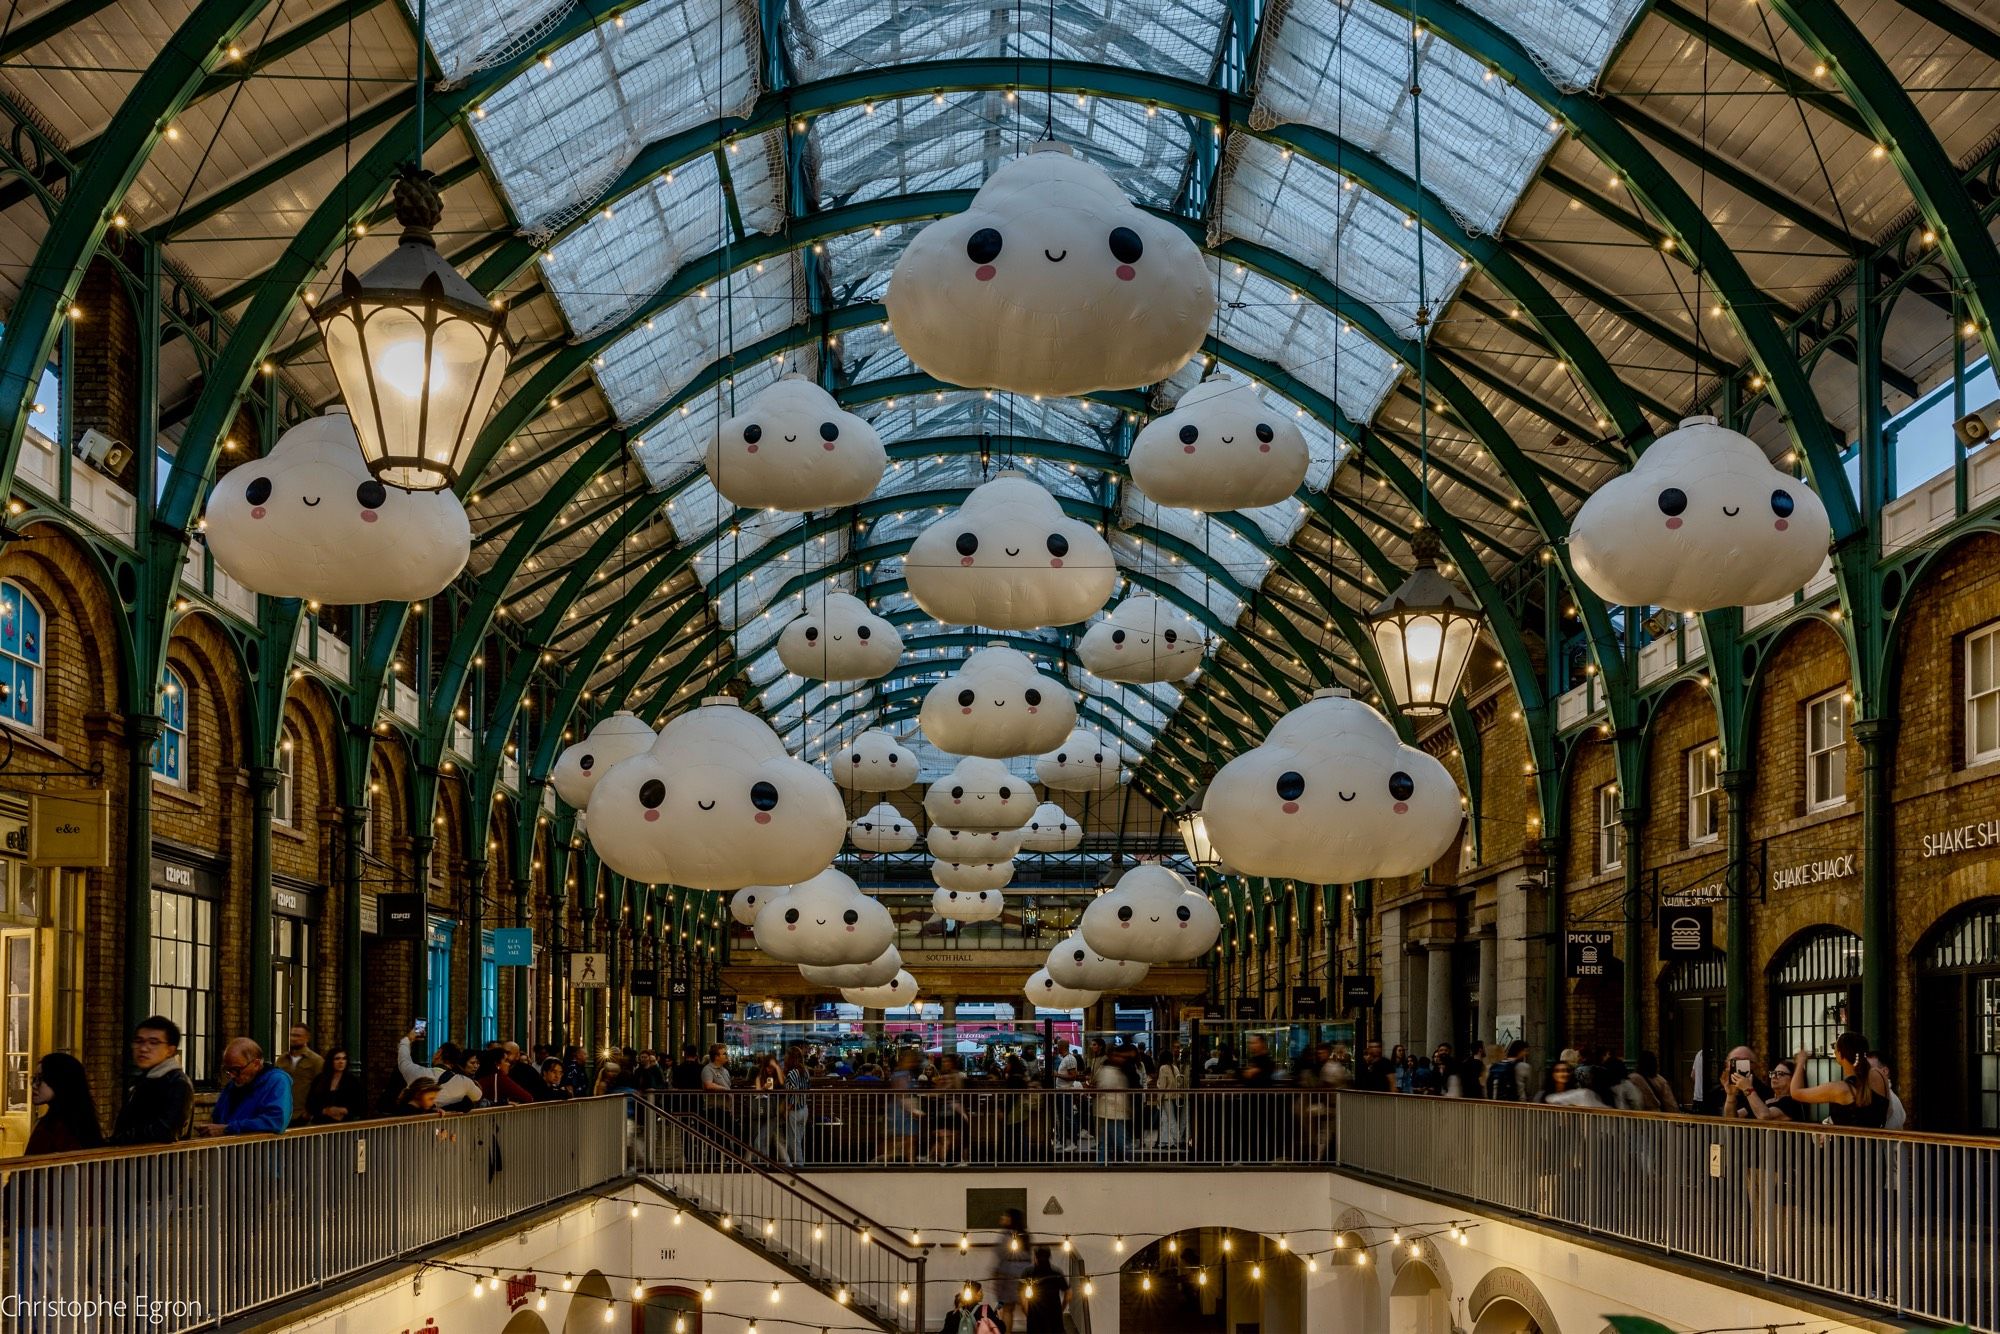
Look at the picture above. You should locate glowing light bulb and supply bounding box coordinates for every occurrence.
[702,1284,715,1304]
[371,338,446,400]
[959,1234,971,1251]
[1141,1274,1152,1293]
[563,1275,575,1291]
[1251,1263,1262,1280]
[1084,1281,1095,1297]
[602,1306,615,1324]
[1114,1236,1125,1253]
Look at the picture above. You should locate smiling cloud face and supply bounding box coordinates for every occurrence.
[918,645,1076,758]
[849,803,918,853]
[885,144,1213,396]
[931,886,1005,922]
[1019,801,1082,852]
[842,969,921,1009]
[931,858,1016,891]
[730,882,793,927]
[1077,596,1208,684]
[1045,932,1150,991]
[1080,863,1220,963]
[703,376,886,511]
[799,944,902,988]
[927,824,1027,860]
[585,697,845,890]
[1203,688,1462,883]
[1568,415,1832,612]
[833,729,916,792]
[1128,376,1312,511]
[1024,968,1100,1011]
[752,868,895,965]
[776,590,902,681]
[1034,729,1122,793]
[922,756,1034,831]
[551,711,657,811]
[904,473,1117,629]
[205,408,471,605]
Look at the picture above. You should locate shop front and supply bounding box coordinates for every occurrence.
[272,877,321,1042]
[1914,898,2000,1134]
[149,841,225,1085]
[0,797,90,1156]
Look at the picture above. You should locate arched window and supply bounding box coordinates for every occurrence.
[153,668,187,784]
[1914,900,2000,1135]
[1768,927,1862,1110]
[274,728,298,826]
[0,579,46,731]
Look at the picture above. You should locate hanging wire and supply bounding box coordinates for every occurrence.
[1409,19,1430,528]
[1043,0,1058,140]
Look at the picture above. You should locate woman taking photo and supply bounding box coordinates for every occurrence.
[306,1047,367,1124]
[1788,1032,1891,1128]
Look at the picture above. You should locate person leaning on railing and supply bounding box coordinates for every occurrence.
[1787,1032,1891,1129]
[111,1015,196,1146]
[201,1038,293,1137]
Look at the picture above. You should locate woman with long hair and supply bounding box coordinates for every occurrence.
[306,1047,367,1124]
[1789,1032,1891,1128]
[26,1052,103,1155]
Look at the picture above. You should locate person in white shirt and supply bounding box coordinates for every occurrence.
[1051,1040,1084,1150]
[398,1028,482,1109]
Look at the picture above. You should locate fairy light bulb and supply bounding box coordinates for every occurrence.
[963,1286,976,1304]
[770,1284,782,1304]
[837,1288,851,1306]
[1358,1250,1371,1266]
[1114,1236,1126,1253]
[601,1305,615,1324]
[1024,1282,1036,1300]
[1060,1237,1072,1253]
[1083,1280,1095,1297]
[959,1234,971,1252]
[1306,1257,1319,1273]
[674,1318,687,1334]
[471,1278,484,1298]
[563,1274,576,1291]
[630,1203,640,1217]
[1166,1238,1178,1254]
[632,1282,645,1299]
[1009,1236,1022,1252]
[1277,1235,1290,1251]
[672,1210,684,1226]
[1409,1242,1421,1258]
[721,1214,733,1231]
[911,1231,922,1246]
[1334,1236,1347,1250]
[1251,1263,1263,1280]
[1141,1274,1152,1293]
[860,1227,872,1245]
[703,1284,715,1304]
[1196,1270,1208,1288]
[764,1219,777,1236]
[1390,1230,1401,1244]
[814,1225,824,1241]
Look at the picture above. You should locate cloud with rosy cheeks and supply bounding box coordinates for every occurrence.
[1034,729,1122,793]
[931,886,1005,922]
[799,945,902,989]
[705,376,885,511]
[1202,689,1462,883]
[1080,863,1220,963]
[923,756,1035,831]
[832,729,917,792]
[752,869,895,966]
[204,408,469,605]
[918,645,1076,758]
[1045,932,1150,991]
[931,858,1015,892]
[776,590,902,682]
[926,825,1026,861]
[1129,376,1311,511]
[848,803,918,853]
[1019,802,1082,852]
[730,882,792,927]
[885,143,1213,396]
[551,711,656,812]
[904,473,1116,629]
[1077,597,1208,684]
[1024,968,1101,1011]
[843,969,921,1009]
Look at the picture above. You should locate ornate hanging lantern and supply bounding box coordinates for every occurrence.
[1367,527,1483,717]
[1172,779,1219,870]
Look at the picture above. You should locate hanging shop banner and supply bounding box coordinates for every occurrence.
[1657,904,1714,960]
[630,968,659,996]
[719,993,739,1018]
[699,986,720,1007]
[1290,984,1323,1019]
[668,976,691,1001]
[1233,997,1264,1021]
[1200,1001,1226,1021]
[490,928,533,966]
[570,951,610,987]
[1342,976,1376,1009]
[1565,931,1617,978]
[29,789,110,867]
[377,892,427,940]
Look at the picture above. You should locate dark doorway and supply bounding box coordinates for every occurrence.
[1120,1227,1305,1334]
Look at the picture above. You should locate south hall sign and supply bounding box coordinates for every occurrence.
[1921,819,2000,859]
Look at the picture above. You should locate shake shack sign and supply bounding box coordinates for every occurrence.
[1770,854,1854,890]
[1922,819,2000,859]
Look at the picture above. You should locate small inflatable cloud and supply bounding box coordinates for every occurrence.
[1203,688,1462,883]
[731,882,792,927]
[927,824,1027,861]
[1019,801,1082,852]
[931,886,1005,922]
[922,756,1035,831]
[885,143,1213,396]
[799,944,901,988]
[904,473,1116,629]
[551,711,657,812]
[843,969,921,1009]
[205,408,470,605]
[1129,376,1311,510]
[704,375,886,511]
[586,697,845,890]
[1045,932,1149,991]
[1568,414,1832,612]
[1024,968,1100,1011]
[931,858,1015,891]
[832,729,917,792]
[919,645,1076,758]
[776,590,902,681]
[1034,730,1122,793]
[849,803,918,853]
[1077,596,1207,684]
[752,868,895,965]
[1080,862,1219,963]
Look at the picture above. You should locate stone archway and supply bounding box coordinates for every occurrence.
[502,1311,551,1334]
[561,1271,616,1333]
[1469,1267,1560,1334]
[1388,1248,1450,1334]
[1120,1225,1307,1333]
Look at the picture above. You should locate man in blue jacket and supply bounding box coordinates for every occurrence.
[201,1037,293,1136]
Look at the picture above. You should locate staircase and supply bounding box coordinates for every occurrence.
[628,1097,928,1333]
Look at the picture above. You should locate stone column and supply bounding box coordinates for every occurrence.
[1424,940,1454,1054]
[1380,907,1407,1049]
[1477,931,1498,1053]
[1496,874,1546,1057]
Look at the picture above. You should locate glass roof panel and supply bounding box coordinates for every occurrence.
[1111,530,1247,624]
[1460,0,1648,93]
[594,260,804,425]
[470,0,760,232]
[1208,260,1403,423]
[1250,0,1559,236]
[403,0,573,83]
[632,350,823,491]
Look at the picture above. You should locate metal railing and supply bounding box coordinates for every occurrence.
[1335,1091,2000,1334]
[0,1097,629,1332]
[629,1097,926,1331]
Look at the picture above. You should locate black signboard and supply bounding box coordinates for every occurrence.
[1342,976,1376,1009]
[699,987,720,1007]
[1233,997,1264,1021]
[668,976,691,1001]
[630,968,659,997]
[378,892,427,940]
[1565,930,1617,978]
[1201,1002,1226,1021]
[1290,984,1323,1019]
[1657,904,1714,960]
[719,993,739,1018]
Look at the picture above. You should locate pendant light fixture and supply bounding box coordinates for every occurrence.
[1172,774,1220,870]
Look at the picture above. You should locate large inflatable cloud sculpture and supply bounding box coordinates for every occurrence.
[1019,801,1083,852]
[1077,596,1208,684]
[1128,376,1311,510]
[799,944,902,989]
[931,886,1005,923]
[849,803,918,853]
[931,858,1015,891]
[551,711,657,812]
[922,756,1035,831]
[752,868,895,965]
[776,590,902,681]
[1568,415,1832,612]
[704,375,886,511]
[586,697,845,890]
[1080,862,1219,963]
[205,407,471,605]
[1202,688,1462,883]
[904,473,1116,629]
[1034,730,1122,793]
[832,729,917,792]
[1024,968,1100,1011]
[918,645,1076,758]
[1045,933,1149,991]
[927,825,1027,861]
[884,143,1213,396]
[731,882,792,927]
[843,970,921,1009]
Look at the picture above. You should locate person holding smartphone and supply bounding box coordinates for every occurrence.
[398,1021,482,1110]
[1713,1046,1785,1121]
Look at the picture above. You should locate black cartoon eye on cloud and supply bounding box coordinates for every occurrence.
[1034,729,1122,793]
[884,143,1214,397]
[1024,968,1101,1011]
[730,882,792,927]
[551,711,657,812]
[799,944,902,989]
[1128,376,1312,511]
[931,886,1004,923]
[832,729,916,793]
[842,969,921,1009]
[585,697,845,890]
[1077,596,1208,684]
[918,645,1077,758]
[1045,932,1150,991]
[848,802,918,853]
[1079,863,1220,964]
[923,756,1034,832]
[1019,801,1083,852]
[904,473,1117,630]
[776,590,903,681]
[1568,415,1832,612]
[704,376,886,511]
[1202,688,1463,883]
[751,868,896,966]
[931,858,1016,892]
[204,407,470,605]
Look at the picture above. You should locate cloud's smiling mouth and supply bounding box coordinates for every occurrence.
[784,434,798,442]
[990,699,1006,708]
[815,918,828,926]
[302,496,322,507]
[1044,249,1067,262]
[697,799,716,811]
[1722,505,1740,516]
[1337,791,1356,802]
[1220,435,1235,444]
[831,634,844,641]
[1004,547,1022,557]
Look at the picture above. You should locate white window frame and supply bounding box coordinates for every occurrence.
[1968,623,2000,767]
[274,728,297,827]
[153,668,188,787]
[1596,783,1623,873]
[1804,690,1848,812]
[0,578,46,734]
[1686,745,1721,846]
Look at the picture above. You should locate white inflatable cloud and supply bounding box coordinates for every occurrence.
[1024,968,1100,1011]
[927,825,1027,861]
[931,858,1015,891]
[1080,862,1219,963]
[551,711,657,812]
[205,408,470,605]
[1202,688,1462,883]
[849,803,918,853]
[832,729,917,792]
[1568,415,1832,612]
[586,697,845,890]
[799,944,902,988]
[1045,932,1149,992]
[885,143,1213,396]
[704,376,886,511]
[1128,376,1311,510]
[843,970,921,1009]
[922,756,1035,831]
[776,590,902,681]
[918,645,1076,758]
[1019,801,1082,852]
[752,869,895,965]
[904,473,1116,629]
[730,882,792,927]
[931,886,1005,922]
[1077,596,1207,684]
[1034,730,1122,793]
